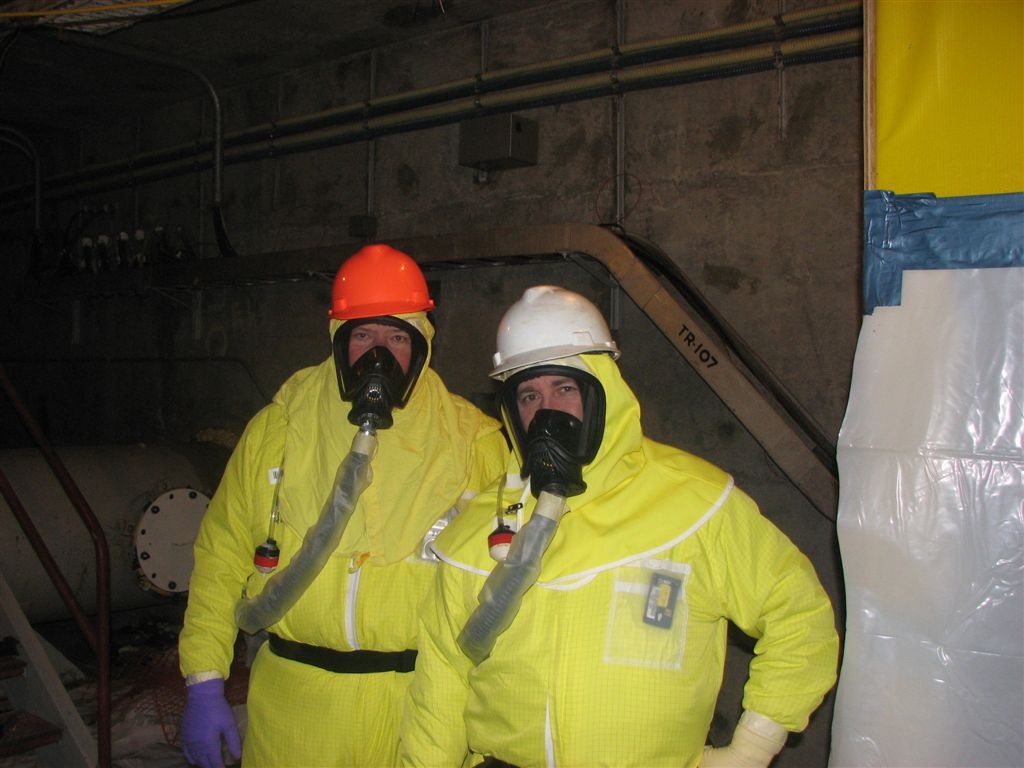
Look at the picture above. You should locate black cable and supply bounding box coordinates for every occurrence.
[134,0,265,25]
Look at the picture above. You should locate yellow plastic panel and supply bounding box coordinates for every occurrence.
[874,0,1024,195]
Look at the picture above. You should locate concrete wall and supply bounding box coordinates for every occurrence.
[1,1,861,764]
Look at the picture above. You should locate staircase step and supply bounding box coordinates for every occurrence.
[0,637,24,680]
[0,655,26,680]
[0,709,63,757]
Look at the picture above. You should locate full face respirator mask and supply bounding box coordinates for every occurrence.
[332,317,428,429]
[458,362,606,665]
[499,364,606,497]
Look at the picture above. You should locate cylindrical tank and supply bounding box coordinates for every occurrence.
[0,445,213,623]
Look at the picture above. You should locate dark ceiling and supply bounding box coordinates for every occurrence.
[0,0,548,143]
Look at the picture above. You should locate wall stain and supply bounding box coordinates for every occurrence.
[554,126,586,162]
[396,163,419,196]
[334,59,357,89]
[785,80,829,149]
[703,263,760,295]
[313,178,334,198]
[708,114,746,158]
[723,0,748,26]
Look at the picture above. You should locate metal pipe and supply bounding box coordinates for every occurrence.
[215,0,864,144]
[0,441,215,617]
[51,29,224,206]
[1,26,862,208]
[0,2,861,205]
[614,0,626,227]
[49,28,239,259]
[366,49,378,222]
[0,126,41,231]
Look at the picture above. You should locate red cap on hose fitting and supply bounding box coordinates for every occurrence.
[254,539,280,573]
[488,524,515,562]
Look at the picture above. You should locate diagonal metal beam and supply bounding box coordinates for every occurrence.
[391,224,840,520]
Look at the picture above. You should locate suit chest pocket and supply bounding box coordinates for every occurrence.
[603,558,691,670]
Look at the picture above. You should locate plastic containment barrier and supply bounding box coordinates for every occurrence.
[829,191,1023,767]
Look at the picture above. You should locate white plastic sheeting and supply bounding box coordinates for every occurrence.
[830,191,1024,767]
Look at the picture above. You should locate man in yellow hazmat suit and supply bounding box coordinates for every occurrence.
[178,244,508,768]
[400,285,839,768]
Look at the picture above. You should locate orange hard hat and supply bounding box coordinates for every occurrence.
[328,244,435,320]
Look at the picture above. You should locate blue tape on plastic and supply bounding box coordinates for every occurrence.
[863,190,1024,314]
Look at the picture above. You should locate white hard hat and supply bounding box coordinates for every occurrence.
[491,285,620,380]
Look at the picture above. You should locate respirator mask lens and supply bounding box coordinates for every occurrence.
[500,364,606,497]
[333,317,427,428]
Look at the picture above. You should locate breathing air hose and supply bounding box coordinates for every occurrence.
[235,425,377,635]
[458,490,568,665]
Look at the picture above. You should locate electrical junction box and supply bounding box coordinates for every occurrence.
[458,113,538,171]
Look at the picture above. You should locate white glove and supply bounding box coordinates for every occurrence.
[701,710,787,768]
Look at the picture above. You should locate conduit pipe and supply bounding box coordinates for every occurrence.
[0,2,862,209]
[48,29,239,258]
[225,0,862,144]
[9,0,861,192]
[0,125,45,273]
[0,126,41,232]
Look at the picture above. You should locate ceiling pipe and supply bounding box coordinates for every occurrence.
[14,1,864,198]
[0,1,861,206]
[0,125,41,230]
[224,0,863,144]
[46,29,239,257]
[1,25,862,208]
[0,2,861,206]
[0,125,44,272]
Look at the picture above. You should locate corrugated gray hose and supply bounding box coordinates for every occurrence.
[235,428,377,634]
[457,491,568,665]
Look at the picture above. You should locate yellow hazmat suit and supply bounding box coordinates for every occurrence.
[180,314,508,767]
[401,354,838,768]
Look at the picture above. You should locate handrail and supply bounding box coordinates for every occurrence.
[0,470,96,650]
[0,363,111,768]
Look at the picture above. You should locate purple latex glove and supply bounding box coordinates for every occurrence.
[180,677,242,768]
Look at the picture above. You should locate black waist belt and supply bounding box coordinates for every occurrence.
[267,633,417,674]
[479,759,519,768]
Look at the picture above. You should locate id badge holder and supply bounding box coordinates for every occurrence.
[642,572,682,629]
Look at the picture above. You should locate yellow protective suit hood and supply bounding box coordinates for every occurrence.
[274,312,491,566]
[435,353,733,580]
